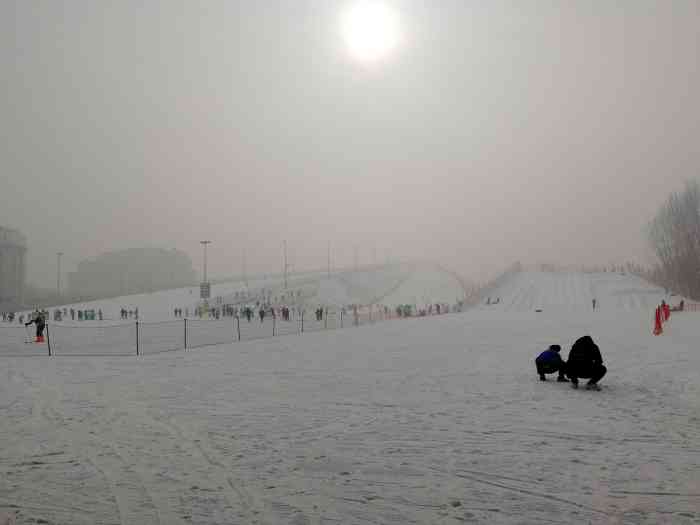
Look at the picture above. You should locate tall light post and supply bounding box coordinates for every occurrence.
[283,240,289,289]
[242,249,248,288]
[56,252,63,298]
[200,241,211,283]
[199,241,212,307]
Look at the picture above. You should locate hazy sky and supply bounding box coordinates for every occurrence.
[2,1,699,288]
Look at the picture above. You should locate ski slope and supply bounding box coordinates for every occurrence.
[1,271,697,524]
[10,263,465,323]
[478,271,669,313]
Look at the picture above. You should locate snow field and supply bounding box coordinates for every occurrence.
[0,271,697,524]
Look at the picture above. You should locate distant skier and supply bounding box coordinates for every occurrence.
[534,345,568,382]
[259,307,265,323]
[592,298,597,311]
[25,310,46,343]
[566,336,607,390]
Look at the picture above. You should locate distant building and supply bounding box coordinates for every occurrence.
[68,248,195,299]
[0,226,27,311]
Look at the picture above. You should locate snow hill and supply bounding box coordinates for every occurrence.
[16,262,466,322]
[478,270,669,313]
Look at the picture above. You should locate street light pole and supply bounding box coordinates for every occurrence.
[283,240,288,289]
[242,249,248,288]
[56,252,63,298]
[200,241,211,283]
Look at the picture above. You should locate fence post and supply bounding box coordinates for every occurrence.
[184,318,188,350]
[324,308,328,330]
[46,323,52,356]
[236,316,241,341]
[300,310,304,334]
[340,309,344,329]
[136,321,140,356]
[273,315,276,337]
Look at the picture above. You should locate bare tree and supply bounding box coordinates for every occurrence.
[648,180,700,299]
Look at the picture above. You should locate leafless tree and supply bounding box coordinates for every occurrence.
[648,180,700,299]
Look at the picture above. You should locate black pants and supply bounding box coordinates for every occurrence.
[535,360,566,379]
[567,364,607,385]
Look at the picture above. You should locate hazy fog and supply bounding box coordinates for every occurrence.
[2,1,698,288]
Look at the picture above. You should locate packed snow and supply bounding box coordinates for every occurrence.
[1,270,698,524]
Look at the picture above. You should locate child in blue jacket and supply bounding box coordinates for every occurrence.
[535,344,568,382]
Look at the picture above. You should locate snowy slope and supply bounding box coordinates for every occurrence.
[14,263,465,322]
[1,271,698,524]
[1,300,698,524]
[478,271,670,313]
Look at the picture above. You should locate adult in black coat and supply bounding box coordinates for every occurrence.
[566,335,607,390]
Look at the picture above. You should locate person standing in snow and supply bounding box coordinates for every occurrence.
[535,345,568,382]
[25,310,46,343]
[566,335,607,390]
[592,298,597,311]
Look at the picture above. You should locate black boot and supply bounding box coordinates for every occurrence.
[539,374,546,381]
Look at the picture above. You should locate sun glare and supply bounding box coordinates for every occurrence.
[341,2,401,64]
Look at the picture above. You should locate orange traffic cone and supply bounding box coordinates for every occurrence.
[653,307,663,335]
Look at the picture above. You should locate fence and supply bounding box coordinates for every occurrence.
[1,307,442,357]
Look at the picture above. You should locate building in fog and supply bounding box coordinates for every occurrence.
[0,226,27,311]
[68,248,195,299]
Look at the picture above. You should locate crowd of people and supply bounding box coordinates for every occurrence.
[119,307,139,320]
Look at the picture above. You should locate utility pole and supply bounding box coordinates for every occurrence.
[56,252,63,298]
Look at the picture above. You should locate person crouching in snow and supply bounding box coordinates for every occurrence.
[566,335,607,390]
[25,310,46,343]
[535,344,568,382]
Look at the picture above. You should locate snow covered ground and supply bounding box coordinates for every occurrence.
[1,271,698,524]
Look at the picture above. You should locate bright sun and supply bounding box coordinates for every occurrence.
[341,2,401,64]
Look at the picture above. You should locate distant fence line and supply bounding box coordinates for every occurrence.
[0,306,456,358]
